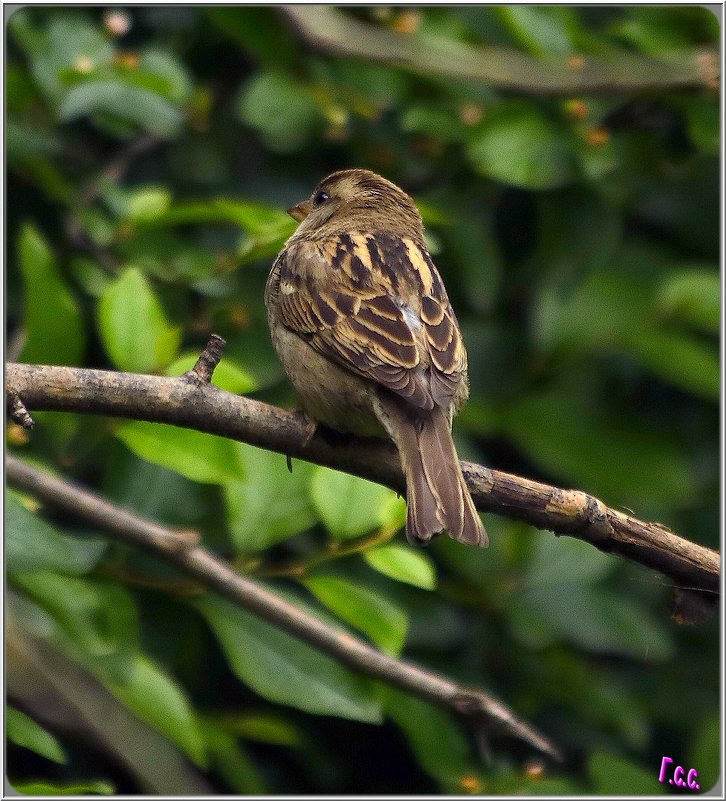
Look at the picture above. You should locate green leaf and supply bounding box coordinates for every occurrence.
[217,199,297,264]
[537,190,622,277]
[496,6,574,56]
[105,654,206,766]
[237,72,321,153]
[378,492,408,532]
[11,572,139,679]
[528,778,586,795]
[6,707,67,764]
[589,752,665,794]
[656,269,719,333]
[324,59,408,107]
[128,196,296,266]
[112,230,217,283]
[58,65,189,102]
[208,7,300,69]
[139,48,192,104]
[684,95,719,155]
[625,326,719,402]
[97,267,182,372]
[126,199,223,226]
[6,491,107,576]
[437,198,502,314]
[18,222,85,366]
[213,712,301,747]
[11,154,74,202]
[382,687,477,790]
[512,536,674,656]
[6,62,41,112]
[69,256,113,297]
[363,544,437,590]
[613,7,718,55]
[58,80,183,138]
[688,713,720,792]
[166,352,258,394]
[224,445,316,552]
[6,119,61,163]
[532,265,637,356]
[196,595,382,723]
[305,576,408,656]
[431,518,509,588]
[126,186,173,221]
[10,12,114,100]
[116,421,244,485]
[507,599,558,650]
[596,592,673,661]
[10,780,115,796]
[400,105,465,143]
[78,206,115,245]
[575,126,621,180]
[310,467,397,540]
[200,720,267,794]
[133,198,292,234]
[467,102,577,190]
[530,263,718,398]
[213,199,290,234]
[522,584,673,660]
[236,229,295,266]
[102,444,211,527]
[523,535,613,590]
[501,388,695,508]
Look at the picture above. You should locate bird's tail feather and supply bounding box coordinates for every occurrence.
[381,402,488,547]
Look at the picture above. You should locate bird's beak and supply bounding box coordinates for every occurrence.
[287,200,311,222]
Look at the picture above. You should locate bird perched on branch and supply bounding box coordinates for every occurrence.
[266,169,487,548]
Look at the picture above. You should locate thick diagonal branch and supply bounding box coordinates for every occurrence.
[5,361,719,604]
[6,454,561,761]
[281,6,718,94]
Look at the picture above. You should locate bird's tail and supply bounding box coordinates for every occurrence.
[381,403,488,547]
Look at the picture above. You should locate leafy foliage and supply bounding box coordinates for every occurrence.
[6,6,719,794]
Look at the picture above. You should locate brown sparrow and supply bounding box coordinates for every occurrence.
[265,169,487,547]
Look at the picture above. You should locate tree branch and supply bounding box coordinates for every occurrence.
[6,358,719,611]
[281,6,718,95]
[65,133,159,273]
[6,453,561,762]
[7,386,35,430]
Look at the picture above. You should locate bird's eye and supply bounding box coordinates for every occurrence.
[313,190,330,207]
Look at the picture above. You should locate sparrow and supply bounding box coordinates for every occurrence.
[265,169,488,548]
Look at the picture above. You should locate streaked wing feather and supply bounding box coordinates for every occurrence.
[275,237,465,410]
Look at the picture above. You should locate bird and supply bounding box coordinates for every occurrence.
[265,169,488,548]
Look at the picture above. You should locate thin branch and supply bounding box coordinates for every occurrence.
[281,6,718,95]
[8,630,215,794]
[5,360,719,608]
[183,333,226,384]
[77,133,159,206]
[7,386,35,429]
[65,133,160,273]
[5,453,562,761]
[64,217,119,273]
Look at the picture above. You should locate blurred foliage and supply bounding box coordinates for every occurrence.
[5,6,719,795]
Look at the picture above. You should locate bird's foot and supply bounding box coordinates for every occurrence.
[290,408,319,448]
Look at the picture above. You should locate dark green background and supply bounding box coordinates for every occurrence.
[6,6,720,795]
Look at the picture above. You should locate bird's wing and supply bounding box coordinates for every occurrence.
[272,232,466,410]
